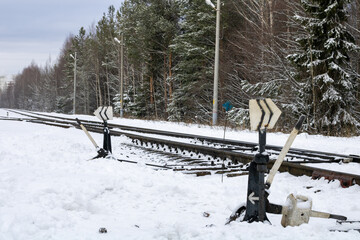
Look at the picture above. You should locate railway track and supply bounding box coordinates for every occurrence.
[3,109,360,187]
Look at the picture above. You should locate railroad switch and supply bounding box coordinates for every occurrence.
[243,128,270,223]
[76,118,111,159]
[227,110,347,227]
[77,106,114,159]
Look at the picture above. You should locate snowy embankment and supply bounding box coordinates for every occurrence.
[0,109,359,240]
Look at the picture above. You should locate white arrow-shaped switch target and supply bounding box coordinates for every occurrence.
[94,106,113,121]
[249,98,281,130]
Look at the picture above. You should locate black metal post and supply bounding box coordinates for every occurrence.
[223,113,227,139]
[243,128,269,222]
[103,121,112,154]
[259,128,266,153]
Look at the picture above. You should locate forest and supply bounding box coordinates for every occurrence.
[0,0,359,136]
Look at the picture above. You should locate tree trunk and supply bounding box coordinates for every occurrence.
[95,58,102,107]
[164,53,168,115]
[150,75,154,105]
[268,0,274,36]
[308,38,317,130]
[169,52,172,99]
[132,65,136,102]
[106,64,110,106]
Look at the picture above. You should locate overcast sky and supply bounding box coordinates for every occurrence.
[0,0,124,77]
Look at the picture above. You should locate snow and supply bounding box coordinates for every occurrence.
[325,38,338,49]
[324,1,338,14]
[0,109,360,239]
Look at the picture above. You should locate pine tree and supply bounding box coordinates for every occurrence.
[168,0,215,122]
[118,0,179,118]
[95,6,118,108]
[288,0,360,135]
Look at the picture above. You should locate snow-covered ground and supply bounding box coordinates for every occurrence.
[0,109,359,239]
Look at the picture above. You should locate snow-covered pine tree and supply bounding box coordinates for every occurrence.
[95,6,118,109]
[288,0,360,136]
[167,0,215,123]
[116,0,148,117]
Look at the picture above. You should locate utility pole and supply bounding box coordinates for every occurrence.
[115,33,124,117]
[206,0,220,125]
[70,52,77,114]
[120,32,124,118]
[213,0,220,125]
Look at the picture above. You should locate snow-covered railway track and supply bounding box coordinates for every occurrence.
[3,109,360,187]
[122,143,247,177]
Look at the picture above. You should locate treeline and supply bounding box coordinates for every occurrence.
[0,0,359,136]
